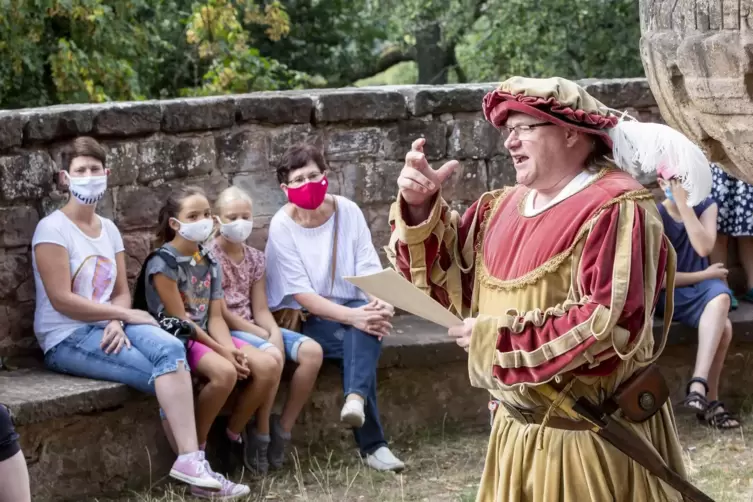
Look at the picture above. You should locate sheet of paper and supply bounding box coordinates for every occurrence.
[344,268,463,328]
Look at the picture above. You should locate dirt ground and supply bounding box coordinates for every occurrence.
[99,410,753,502]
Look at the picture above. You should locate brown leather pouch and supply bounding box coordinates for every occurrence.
[610,363,669,423]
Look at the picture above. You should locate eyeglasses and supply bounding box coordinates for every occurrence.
[501,122,554,139]
[287,171,325,188]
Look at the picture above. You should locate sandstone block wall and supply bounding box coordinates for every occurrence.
[0,79,661,358]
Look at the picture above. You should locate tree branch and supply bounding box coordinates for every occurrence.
[447,0,487,46]
[341,45,416,85]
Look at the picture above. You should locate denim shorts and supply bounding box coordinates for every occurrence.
[230,328,311,363]
[45,323,188,395]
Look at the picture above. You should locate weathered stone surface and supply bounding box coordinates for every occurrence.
[267,124,322,165]
[216,129,269,174]
[362,205,392,259]
[487,154,516,190]
[22,105,94,142]
[93,102,162,136]
[382,120,447,160]
[161,97,236,133]
[94,190,115,220]
[0,112,25,150]
[325,127,382,160]
[232,173,287,218]
[0,251,30,300]
[335,162,360,201]
[117,175,229,230]
[448,115,502,159]
[361,161,403,204]
[0,206,39,247]
[401,84,494,116]
[103,141,140,186]
[442,159,488,204]
[137,135,216,183]
[235,93,314,124]
[315,90,407,123]
[0,151,55,201]
[639,0,753,182]
[123,232,152,278]
[0,302,36,356]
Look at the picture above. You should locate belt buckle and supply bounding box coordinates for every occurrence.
[500,400,534,424]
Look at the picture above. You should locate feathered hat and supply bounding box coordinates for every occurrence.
[482,76,712,206]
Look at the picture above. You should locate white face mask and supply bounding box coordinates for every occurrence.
[65,172,108,205]
[218,218,253,243]
[172,218,214,243]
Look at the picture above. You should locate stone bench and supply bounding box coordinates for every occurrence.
[0,316,486,501]
[4,307,753,501]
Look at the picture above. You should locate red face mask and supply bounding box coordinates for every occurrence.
[286,175,328,210]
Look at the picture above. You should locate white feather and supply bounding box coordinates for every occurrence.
[607,119,713,207]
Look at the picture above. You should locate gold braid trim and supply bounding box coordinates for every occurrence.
[477,188,654,292]
[469,187,515,313]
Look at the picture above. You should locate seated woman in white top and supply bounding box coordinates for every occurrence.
[265,143,404,472]
[31,136,232,493]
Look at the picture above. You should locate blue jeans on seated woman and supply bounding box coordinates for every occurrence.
[44,323,188,395]
[301,299,386,456]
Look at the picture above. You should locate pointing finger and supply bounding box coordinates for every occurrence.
[411,138,426,152]
[436,160,459,184]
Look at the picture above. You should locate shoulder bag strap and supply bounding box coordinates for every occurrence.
[330,196,339,295]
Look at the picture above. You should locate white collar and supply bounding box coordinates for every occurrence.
[523,170,597,217]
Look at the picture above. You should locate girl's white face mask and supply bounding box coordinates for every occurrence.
[217,218,253,243]
[172,218,214,243]
[64,171,108,205]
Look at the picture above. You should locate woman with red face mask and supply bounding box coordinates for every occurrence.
[264,143,405,472]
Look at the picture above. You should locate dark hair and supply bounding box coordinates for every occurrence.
[276,143,328,185]
[154,186,207,247]
[60,136,107,171]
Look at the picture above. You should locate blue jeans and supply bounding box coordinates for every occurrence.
[44,323,188,395]
[302,299,386,455]
[231,328,311,362]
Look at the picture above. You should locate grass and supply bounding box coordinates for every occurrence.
[98,412,753,502]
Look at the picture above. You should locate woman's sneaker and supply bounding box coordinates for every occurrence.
[340,399,365,428]
[169,451,222,490]
[190,464,251,500]
[365,447,405,472]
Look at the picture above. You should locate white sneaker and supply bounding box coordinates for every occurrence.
[340,399,365,428]
[365,446,405,472]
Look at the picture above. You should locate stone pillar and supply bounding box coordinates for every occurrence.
[639,0,753,183]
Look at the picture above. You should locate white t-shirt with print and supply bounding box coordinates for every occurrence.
[32,210,125,353]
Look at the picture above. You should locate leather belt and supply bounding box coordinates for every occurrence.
[496,400,594,431]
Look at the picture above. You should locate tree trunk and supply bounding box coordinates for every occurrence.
[415,20,448,85]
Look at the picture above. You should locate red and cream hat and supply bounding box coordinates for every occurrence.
[481,76,713,206]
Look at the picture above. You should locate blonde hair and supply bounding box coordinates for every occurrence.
[215,186,254,215]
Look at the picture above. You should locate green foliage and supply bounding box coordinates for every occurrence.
[0,0,309,109]
[457,0,643,82]
[181,0,313,95]
[0,0,644,108]
[247,0,393,87]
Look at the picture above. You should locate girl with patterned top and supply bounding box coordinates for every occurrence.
[709,163,753,309]
[142,186,279,497]
[209,187,322,473]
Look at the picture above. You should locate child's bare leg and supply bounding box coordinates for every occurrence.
[193,353,237,444]
[280,340,323,432]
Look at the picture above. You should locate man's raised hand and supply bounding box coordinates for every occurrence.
[398,138,458,207]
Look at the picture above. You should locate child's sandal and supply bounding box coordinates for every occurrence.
[681,377,709,413]
[699,400,740,430]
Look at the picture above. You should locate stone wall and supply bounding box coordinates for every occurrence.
[0,78,661,358]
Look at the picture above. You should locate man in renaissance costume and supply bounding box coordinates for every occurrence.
[385,77,714,501]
